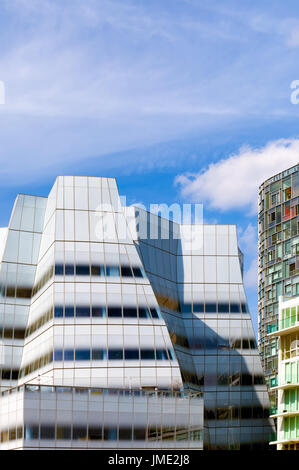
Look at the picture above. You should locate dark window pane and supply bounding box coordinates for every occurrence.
[119,428,132,440]
[156,349,168,360]
[241,374,253,385]
[91,265,105,276]
[88,427,102,440]
[242,339,249,349]
[108,307,122,318]
[25,426,39,440]
[193,303,204,313]
[57,426,71,440]
[14,329,25,339]
[2,370,10,380]
[180,303,192,313]
[121,266,133,277]
[132,267,144,278]
[205,303,216,313]
[218,303,229,313]
[65,264,74,275]
[139,307,150,318]
[104,428,118,440]
[150,308,160,319]
[241,303,248,313]
[75,265,90,276]
[64,349,74,361]
[141,350,155,360]
[109,349,123,360]
[133,428,145,440]
[92,349,105,360]
[123,307,137,318]
[65,306,74,317]
[75,349,90,360]
[92,306,106,318]
[72,426,87,440]
[125,349,139,360]
[55,264,64,275]
[230,303,241,313]
[54,350,63,361]
[254,375,265,385]
[76,306,90,317]
[40,426,55,440]
[11,370,18,380]
[54,306,64,318]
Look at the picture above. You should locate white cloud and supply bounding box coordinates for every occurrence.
[175,138,299,214]
[243,257,258,289]
[237,223,258,290]
[238,223,257,256]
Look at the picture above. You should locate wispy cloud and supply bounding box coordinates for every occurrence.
[0,0,298,183]
[175,138,299,214]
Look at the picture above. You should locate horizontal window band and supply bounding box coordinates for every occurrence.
[0,369,19,380]
[54,348,174,362]
[25,305,162,339]
[204,405,270,420]
[1,425,202,443]
[19,348,176,378]
[169,332,257,351]
[55,263,146,279]
[29,264,146,298]
[180,302,249,314]
[0,328,26,340]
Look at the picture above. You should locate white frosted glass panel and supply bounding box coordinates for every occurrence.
[216,227,229,255]
[191,256,204,282]
[191,225,204,255]
[217,257,229,283]
[55,210,64,240]
[204,226,216,255]
[88,187,102,211]
[64,211,75,241]
[4,230,19,262]
[229,257,242,283]
[75,187,88,210]
[75,211,89,241]
[64,187,74,210]
[229,227,238,255]
[204,256,216,283]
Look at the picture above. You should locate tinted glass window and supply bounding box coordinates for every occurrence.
[75,265,90,276]
[54,306,64,318]
[92,306,106,318]
[108,307,122,317]
[123,307,137,318]
[65,264,74,275]
[141,350,155,360]
[121,266,133,277]
[109,349,123,360]
[65,306,74,317]
[125,349,139,360]
[76,306,90,317]
[55,264,64,275]
[75,349,90,360]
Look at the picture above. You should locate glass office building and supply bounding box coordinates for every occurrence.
[258,164,299,413]
[0,176,272,449]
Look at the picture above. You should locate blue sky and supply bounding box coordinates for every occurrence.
[1,0,299,334]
